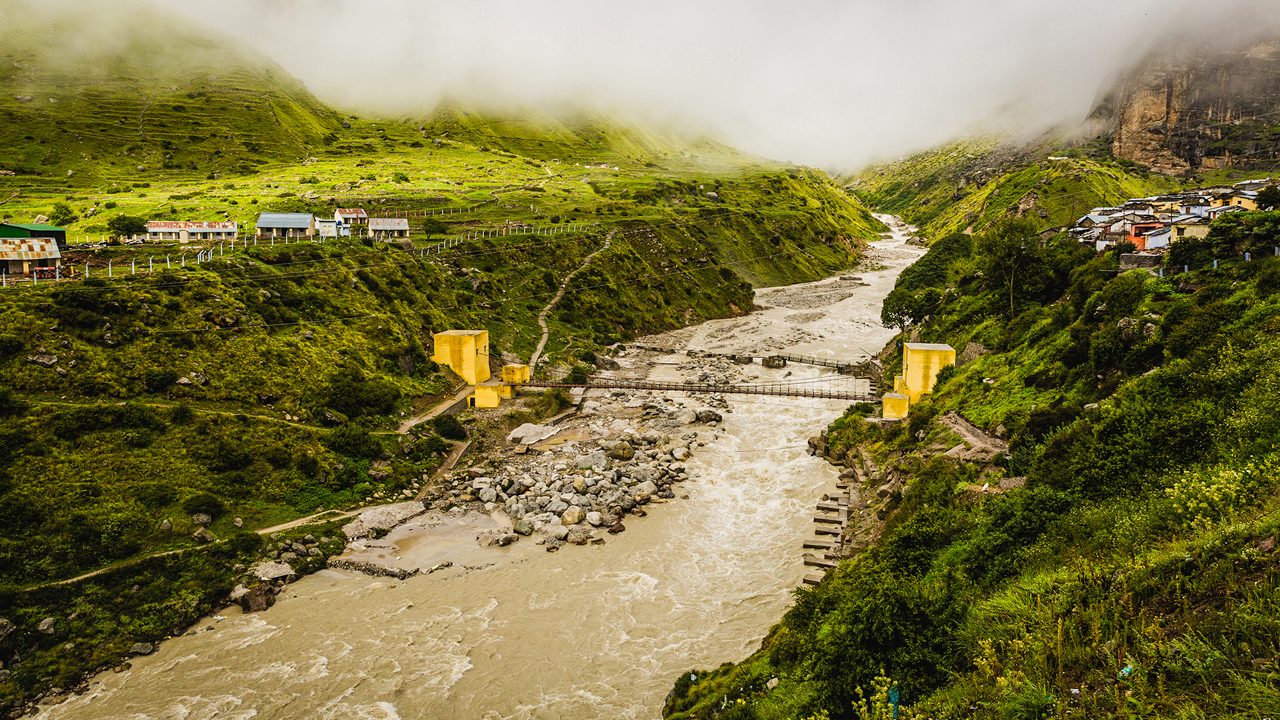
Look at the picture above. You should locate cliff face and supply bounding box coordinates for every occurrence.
[1100,39,1280,174]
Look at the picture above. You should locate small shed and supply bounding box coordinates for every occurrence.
[0,237,61,276]
[369,217,410,240]
[316,218,340,239]
[0,223,67,250]
[255,213,315,240]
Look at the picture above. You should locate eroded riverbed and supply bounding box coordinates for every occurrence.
[38,218,922,720]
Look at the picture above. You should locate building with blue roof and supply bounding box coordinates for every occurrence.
[254,213,315,240]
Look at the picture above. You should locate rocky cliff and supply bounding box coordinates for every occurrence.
[1098,38,1280,174]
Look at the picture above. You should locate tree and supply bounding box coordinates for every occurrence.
[1256,185,1280,211]
[107,215,147,239]
[976,218,1042,317]
[48,202,77,226]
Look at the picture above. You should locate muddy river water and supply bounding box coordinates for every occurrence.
[39,218,922,720]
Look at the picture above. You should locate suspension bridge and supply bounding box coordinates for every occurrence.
[515,377,878,402]
[627,344,870,374]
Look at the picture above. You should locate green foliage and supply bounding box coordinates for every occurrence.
[106,214,148,238]
[1256,185,1280,211]
[432,413,467,441]
[181,492,225,519]
[324,424,383,460]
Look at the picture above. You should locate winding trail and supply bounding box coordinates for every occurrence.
[529,230,614,368]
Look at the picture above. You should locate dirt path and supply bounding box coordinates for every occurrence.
[529,231,614,368]
[395,385,472,434]
[939,411,1008,461]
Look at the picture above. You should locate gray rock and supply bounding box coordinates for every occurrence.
[696,409,723,424]
[478,487,497,503]
[233,517,244,528]
[251,561,297,582]
[566,527,593,545]
[576,451,607,470]
[513,518,534,536]
[240,584,276,612]
[586,511,604,527]
[229,585,250,602]
[507,423,559,445]
[190,513,212,526]
[607,441,636,461]
[191,527,216,543]
[634,480,659,497]
[159,518,172,533]
[129,642,154,656]
[546,499,569,515]
[27,354,58,368]
[544,524,570,541]
[37,617,55,634]
[0,617,15,652]
[477,530,518,548]
[672,447,690,461]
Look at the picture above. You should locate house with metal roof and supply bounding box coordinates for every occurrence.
[254,213,315,240]
[0,237,61,276]
[335,209,368,231]
[145,221,238,244]
[0,223,67,250]
[368,217,410,240]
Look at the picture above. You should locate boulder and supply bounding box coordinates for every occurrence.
[190,513,212,527]
[27,354,57,368]
[191,527,216,543]
[129,642,154,656]
[233,517,244,528]
[634,480,659,497]
[240,584,276,613]
[586,511,604,527]
[565,527,593,545]
[575,451,608,471]
[478,487,497,503]
[672,447,690,461]
[695,409,723,424]
[561,506,586,526]
[37,617,55,634]
[507,423,559,445]
[606,441,635,461]
[544,524,570,541]
[251,561,297,582]
[513,518,534,536]
[607,522,626,534]
[477,531,518,548]
[159,518,172,533]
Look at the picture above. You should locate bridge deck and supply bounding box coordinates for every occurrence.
[518,379,876,401]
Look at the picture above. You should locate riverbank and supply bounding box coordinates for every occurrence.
[33,219,923,720]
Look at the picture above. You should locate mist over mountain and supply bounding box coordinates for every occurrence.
[143,0,1276,170]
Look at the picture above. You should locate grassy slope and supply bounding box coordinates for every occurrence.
[848,139,1257,241]
[0,8,887,710]
[666,204,1280,718]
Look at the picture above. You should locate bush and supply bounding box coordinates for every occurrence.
[325,424,383,460]
[432,414,467,441]
[182,492,225,519]
[324,368,400,418]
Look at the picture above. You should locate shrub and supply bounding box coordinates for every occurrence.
[323,368,400,418]
[432,414,467,441]
[182,492,225,519]
[325,424,382,460]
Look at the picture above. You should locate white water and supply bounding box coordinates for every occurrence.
[38,218,921,720]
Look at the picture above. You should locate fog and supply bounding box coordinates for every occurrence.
[56,0,1280,168]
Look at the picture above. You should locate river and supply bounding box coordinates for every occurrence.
[37,217,922,720]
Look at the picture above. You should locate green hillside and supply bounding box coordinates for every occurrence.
[850,140,1186,241]
[0,3,342,182]
[666,208,1280,718]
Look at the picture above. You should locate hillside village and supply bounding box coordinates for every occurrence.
[1068,177,1277,252]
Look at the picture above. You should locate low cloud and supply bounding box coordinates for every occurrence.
[63,0,1280,168]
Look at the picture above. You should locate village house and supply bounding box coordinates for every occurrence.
[0,236,61,277]
[254,213,315,240]
[0,222,67,251]
[145,221,237,244]
[316,217,341,239]
[335,208,368,235]
[368,217,410,240]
